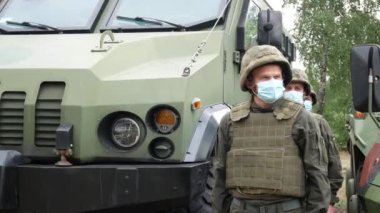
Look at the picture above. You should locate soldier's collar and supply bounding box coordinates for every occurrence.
[273,98,303,120]
[251,101,273,113]
[230,98,273,122]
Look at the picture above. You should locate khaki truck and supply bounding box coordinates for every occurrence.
[0,0,295,212]
[346,44,380,213]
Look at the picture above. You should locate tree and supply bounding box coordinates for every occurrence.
[283,0,380,148]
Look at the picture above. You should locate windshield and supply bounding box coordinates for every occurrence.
[0,0,105,33]
[104,0,226,30]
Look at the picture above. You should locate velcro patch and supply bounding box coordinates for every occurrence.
[230,101,251,121]
[273,99,302,120]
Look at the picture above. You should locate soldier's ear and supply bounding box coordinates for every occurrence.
[245,78,255,91]
[246,81,258,94]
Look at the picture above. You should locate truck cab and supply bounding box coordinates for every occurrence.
[0,0,295,212]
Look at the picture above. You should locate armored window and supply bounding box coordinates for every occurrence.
[101,0,228,32]
[244,1,260,50]
[0,0,107,34]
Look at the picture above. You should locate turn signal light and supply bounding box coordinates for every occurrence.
[354,111,366,119]
[155,109,176,125]
[192,97,202,110]
[146,105,181,134]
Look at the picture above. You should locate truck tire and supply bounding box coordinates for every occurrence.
[188,164,215,213]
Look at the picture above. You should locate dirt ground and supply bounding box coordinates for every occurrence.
[335,151,350,213]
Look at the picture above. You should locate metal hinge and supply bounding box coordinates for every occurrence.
[233,51,241,64]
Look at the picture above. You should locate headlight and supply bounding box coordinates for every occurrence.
[111,117,141,148]
[146,105,181,134]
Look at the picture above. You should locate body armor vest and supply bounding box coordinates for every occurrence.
[226,99,305,198]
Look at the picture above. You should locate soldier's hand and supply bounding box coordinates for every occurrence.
[327,204,335,213]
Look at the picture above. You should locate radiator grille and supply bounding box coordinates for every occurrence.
[35,82,65,147]
[0,92,26,145]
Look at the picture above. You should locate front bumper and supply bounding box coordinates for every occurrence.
[0,154,209,213]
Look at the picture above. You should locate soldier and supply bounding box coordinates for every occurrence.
[304,90,343,213]
[284,69,343,213]
[212,45,330,213]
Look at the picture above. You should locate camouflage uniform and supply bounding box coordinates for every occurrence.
[212,45,330,213]
[309,90,343,204]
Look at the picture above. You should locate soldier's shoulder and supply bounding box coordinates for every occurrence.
[311,112,329,126]
[311,112,331,128]
[230,101,251,122]
[311,112,323,120]
[273,98,303,120]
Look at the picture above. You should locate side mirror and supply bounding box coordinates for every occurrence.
[257,10,283,50]
[351,44,380,112]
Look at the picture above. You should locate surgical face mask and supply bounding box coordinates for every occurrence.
[256,79,285,103]
[284,91,304,104]
[304,100,313,112]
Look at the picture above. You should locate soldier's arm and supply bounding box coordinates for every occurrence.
[292,110,330,213]
[319,117,343,204]
[211,114,232,213]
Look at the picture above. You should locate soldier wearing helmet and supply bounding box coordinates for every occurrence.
[283,68,311,105]
[212,45,330,213]
[303,90,316,112]
[302,88,343,213]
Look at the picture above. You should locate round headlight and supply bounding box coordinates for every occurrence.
[146,105,180,134]
[111,117,141,148]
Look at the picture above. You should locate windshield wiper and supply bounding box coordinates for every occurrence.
[6,20,62,32]
[116,15,185,31]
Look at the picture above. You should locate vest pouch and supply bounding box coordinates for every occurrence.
[226,148,285,192]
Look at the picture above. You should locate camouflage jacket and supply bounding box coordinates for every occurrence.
[312,113,343,204]
[212,99,330,213]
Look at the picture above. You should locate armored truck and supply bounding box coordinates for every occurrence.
[346,44,380,213]
[0,0,295,212]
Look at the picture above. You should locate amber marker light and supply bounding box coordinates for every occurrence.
[354,111,366,119]
[147,105,181,134]
[191,97,202,110]
[155,109,176,125]
[154,109,178,134]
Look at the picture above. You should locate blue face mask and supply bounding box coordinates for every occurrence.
[284,91,304,104]
[304,100,313,112]
[256,79,285,103]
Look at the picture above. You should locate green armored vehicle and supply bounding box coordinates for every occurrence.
[346,44,380,213]
[0,0,295,212]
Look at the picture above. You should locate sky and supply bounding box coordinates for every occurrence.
[266,0,297,30]
[266,0,305,69]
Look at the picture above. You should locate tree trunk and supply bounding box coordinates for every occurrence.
[317,46,328,115]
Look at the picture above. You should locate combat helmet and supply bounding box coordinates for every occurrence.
[310,89,318,105]
[289,68,311,96]
[240,45,292,91]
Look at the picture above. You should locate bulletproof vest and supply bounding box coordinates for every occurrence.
[226,99,306,198]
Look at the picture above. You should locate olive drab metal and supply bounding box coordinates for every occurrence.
[346,44,380,213]
[0,0,297,212]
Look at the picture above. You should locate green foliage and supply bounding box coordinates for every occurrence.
[284,0,380,149]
